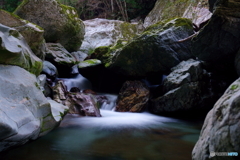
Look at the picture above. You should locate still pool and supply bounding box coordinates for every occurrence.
[0,109,202,160]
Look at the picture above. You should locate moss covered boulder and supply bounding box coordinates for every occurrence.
[0,9,46,59]
[80,18,139,54]
[0,24,42,75]
[192,0,240,69]
[106,18,194,76]
[144,0,212,28]
[14,0,85,52]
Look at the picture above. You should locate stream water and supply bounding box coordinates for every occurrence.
[0,94,202,160]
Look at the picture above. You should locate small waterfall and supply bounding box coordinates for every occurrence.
[56,74,92,91]
[99,93,118,111]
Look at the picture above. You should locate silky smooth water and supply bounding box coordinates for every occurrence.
[1,108,201,160]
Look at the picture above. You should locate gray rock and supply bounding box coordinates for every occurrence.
[70,51,88,62]
[0,24,42,75]
[0,65,56,152]
[192,0,240,65]
[108,18,194,76]
[192,78,240,160]
[77,59,101,69]
[46,43,76,65]
[144,0,212,28]
[42,61,58,78]
[37,74,52,97]
[0,9,46,60]
[14,0,85,52]
[150,59,213,113]
[80,18,140,54]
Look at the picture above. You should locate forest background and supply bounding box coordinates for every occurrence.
[0,0,157,21]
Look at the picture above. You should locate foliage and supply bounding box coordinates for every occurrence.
[57,0,157,21]
[0,0,23,12]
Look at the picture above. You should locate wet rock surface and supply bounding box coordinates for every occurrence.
[115,81,150,112]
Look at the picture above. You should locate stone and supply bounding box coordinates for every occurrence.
[70,51,88,62]
[66,92,101,117]
[149,59,214,113]
[37,74,52,97]
[107,18,194,76]
[77,59,101,69]
[192,0,240,66]
[0,65,57,152]
[48,100,68,124]
[80,18,140,54]
[0,24,42,75]
[115,81,150,112]
[14,0,85,52]
[46,43,77,66]
[0,9,46,59]
[192,78,240,160]
[42,61,58,78]
[144,0,212,28]
[52,80,101,117]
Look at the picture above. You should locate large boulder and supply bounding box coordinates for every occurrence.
[149,59,214,113]
[80,18,140,54]
[0,9,46,59]
[0,65,59,152]
[107,18,194,76]
[115,81,150,112]
[144,0,212,28]
[0,24,42,75]
[14,0,85,52]
[192,78,240,160]
[192,0,240,67]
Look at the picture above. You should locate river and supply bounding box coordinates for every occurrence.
[1,104,202,160]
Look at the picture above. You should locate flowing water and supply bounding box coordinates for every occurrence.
[0,94,202,160]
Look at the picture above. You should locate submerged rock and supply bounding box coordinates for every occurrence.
[14,0,85,52]
[80,18,140,54]
[192,78,240,160]
[0,65,59,152]
[150,59,214,113]
[0,24,42,75]
[107,18,194,76]
[0,9,46,59]
[115,81,150,112]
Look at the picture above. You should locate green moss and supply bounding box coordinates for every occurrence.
[78,59,101,68]
[230,84,238,90]
[145,17,192,33]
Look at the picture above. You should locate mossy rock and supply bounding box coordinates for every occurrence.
[106,17,194,76]
[0,24,43,75]
[77,59,101,68]
[14,0,85,52]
